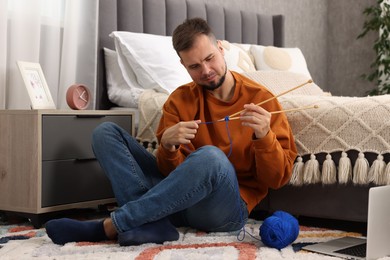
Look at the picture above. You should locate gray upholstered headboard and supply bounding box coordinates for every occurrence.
[96,0,285,109]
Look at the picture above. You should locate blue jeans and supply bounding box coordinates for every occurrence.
[92,122,248,233]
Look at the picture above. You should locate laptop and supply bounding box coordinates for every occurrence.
[302,185,390,260]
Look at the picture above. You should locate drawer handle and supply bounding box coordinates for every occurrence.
[76,115,106,118]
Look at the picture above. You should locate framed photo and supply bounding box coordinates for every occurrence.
[17,61,56,109]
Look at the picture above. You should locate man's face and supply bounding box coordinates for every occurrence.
[179,34,227,91]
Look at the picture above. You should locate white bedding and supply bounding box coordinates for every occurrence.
[104,48,144,108]
[105,31,316,110]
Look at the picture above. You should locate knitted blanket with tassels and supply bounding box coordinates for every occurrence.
[136,90,390,186]
[278,94,390,186]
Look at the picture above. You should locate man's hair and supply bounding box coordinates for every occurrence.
[172,17,217,56]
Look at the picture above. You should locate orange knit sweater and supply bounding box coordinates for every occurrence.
[156,71,297,213]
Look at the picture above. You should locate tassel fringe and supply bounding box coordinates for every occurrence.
[322,154,337,184]
[303,154,321,184]
[139,140,389,186]
[141,140,157,156]
[368,154,386,185]
[338,152,352,184]
[385,162,390,185]
[290,156,304,186]
[146,143,154,154]
[352,152,369,185]
[289,151,388,185]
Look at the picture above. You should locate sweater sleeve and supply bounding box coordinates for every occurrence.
[155,94,192,176]
[252,100,297,189]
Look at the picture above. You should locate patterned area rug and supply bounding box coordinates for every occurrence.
[1,214,383,260]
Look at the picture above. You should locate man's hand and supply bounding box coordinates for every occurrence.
[240,103,271,139]
[161,120,201,152]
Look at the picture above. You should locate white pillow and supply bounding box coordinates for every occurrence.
[110,31,192,94]
[250,45,312,79]
[242,70,326,96]
[104,48,144,108]
[220,40,256,73]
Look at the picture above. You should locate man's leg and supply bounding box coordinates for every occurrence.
[111,145,248,235]
[92,122,179,245]
[91,122,164,206]
[46,122,175,245]
[47,123,247,245]
[171,170,248,233]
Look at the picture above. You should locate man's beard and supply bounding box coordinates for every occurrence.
[200,65,227,91]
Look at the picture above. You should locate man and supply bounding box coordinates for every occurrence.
[45,18,297,246]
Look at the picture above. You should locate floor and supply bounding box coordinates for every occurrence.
[1,207,368,237]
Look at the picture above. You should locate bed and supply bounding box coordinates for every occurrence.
[95,0,390,223]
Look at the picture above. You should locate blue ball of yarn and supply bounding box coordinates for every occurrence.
[259,211,299,250]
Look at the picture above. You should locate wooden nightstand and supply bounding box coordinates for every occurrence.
[0,110,134,227]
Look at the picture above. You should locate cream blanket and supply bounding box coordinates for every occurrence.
[278,94,390,155]
[278,94,390,186]
[137,90,390,185]
[136,89,168,143]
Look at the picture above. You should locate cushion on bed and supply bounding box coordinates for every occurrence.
[242,70,327,96]
[110,31,192,94]
[104,48,144,108]
[250,45,312,78]
[220,40,256,73]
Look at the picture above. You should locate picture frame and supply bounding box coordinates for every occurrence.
[17,61,56,109]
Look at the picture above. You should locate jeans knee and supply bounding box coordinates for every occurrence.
[195,145,230,164]
[92,122,118,148]
[190,145,234,178]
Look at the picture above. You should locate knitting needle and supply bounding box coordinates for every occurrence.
[218,79,313,122]
[226,105,319,121]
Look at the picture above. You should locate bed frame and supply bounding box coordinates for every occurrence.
[95,0,371,223]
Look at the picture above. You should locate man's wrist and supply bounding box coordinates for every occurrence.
[162,142,176,152]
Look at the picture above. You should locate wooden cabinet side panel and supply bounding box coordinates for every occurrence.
[0,113,39,212]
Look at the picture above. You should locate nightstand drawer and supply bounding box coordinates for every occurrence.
[42,114,132,161]
[41,159,114,207]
